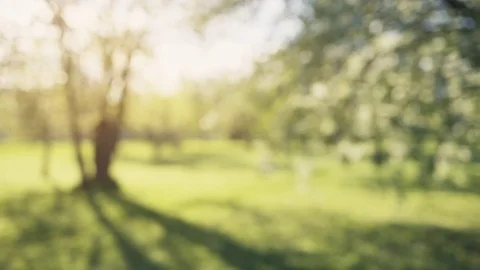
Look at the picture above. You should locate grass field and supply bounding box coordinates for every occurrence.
[0,140,479,270]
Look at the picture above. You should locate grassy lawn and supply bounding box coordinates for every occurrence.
[0,140,479,269]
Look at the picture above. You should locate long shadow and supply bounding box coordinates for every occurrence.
[1,191,479,269]
[87,236,102,270]
[347,223,480,270]
[0,192,166,270]
[106,193,306,270]
[85,192,166,270]
[164,198,480,270]
[0,192,88,269]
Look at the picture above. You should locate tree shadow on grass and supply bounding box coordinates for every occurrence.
[0,191,167,270]
[173,198,480,270]
[0,191,307,269]
[1,192,479,270]
[105,193,305,270]
[0,192,90,270]
[85,192,166,270]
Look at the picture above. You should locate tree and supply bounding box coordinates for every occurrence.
[41,0,152,190]
[195,0,480,191]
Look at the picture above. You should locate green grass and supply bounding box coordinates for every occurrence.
[0,140,479,269]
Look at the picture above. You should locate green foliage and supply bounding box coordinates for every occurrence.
[192,0,480,189]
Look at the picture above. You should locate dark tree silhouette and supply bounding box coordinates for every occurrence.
[93,118,120,188]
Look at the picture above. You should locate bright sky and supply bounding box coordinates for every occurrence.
[0,0,302,93]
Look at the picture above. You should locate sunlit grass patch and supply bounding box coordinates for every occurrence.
[0,140,479,269]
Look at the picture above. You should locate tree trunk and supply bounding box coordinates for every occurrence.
[89,118,120,190]
[94,119,119,180]
[115,53,132,126]
[57,11,88,182]
[64,56,88,182]
[44,0,88,183]
[40,122,52,179]
[90,52,132,188]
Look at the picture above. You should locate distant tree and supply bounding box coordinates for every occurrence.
[14,90,54,178]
